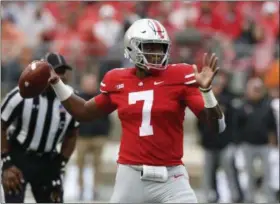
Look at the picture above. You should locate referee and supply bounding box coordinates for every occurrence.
[1,53,79,203]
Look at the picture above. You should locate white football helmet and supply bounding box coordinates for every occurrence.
[124,18,171,70]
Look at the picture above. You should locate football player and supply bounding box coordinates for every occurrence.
[47,19,225,203]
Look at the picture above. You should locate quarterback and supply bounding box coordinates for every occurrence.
[47,19,225,203]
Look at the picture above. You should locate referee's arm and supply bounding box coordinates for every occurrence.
[1,88,23,153]
[60,118,79,160]
[1,88,24,193]
[1,121,9,153]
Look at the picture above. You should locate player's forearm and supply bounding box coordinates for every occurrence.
[61,94,92,121]
[60,129,77,159]
[51,79,100,122]
[204,105,224,133]
[199,88,226,134]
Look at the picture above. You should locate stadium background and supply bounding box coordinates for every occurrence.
[1,1,279,202]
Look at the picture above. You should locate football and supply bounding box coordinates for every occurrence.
[18,60,51,98]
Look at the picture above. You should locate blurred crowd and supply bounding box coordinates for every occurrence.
[1,1,279,94]
[1,1,279,203]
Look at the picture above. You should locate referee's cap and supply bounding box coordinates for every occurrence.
[44,52,72,70]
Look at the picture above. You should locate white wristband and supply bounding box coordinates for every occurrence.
[201,89,218,108]
[51,79,73,101]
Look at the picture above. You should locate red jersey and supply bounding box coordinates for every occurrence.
[94,64,205,166]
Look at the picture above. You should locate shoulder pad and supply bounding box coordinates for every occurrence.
[100,68,126,93]
[166,63,197,86]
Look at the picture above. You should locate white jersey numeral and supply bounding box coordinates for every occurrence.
[128,90,154,136]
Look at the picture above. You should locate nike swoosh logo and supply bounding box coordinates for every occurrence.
[141,30,146,33]
[154,81,164,85]
[173,174,184,179]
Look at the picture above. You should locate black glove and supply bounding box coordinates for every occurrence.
[1,152,13,171]
[49,177,63,203]
[49,154,67,203]
[1,152,25,195]
[53,154,69,175]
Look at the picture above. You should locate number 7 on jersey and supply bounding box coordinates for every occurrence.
[128,90,154,136]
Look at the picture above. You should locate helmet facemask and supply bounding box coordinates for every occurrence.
[126,38,171,70]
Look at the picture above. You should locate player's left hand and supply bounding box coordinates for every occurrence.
[193,53,219,89]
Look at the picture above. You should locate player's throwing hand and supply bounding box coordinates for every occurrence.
[48,68,60,85]
[193,53,219,89]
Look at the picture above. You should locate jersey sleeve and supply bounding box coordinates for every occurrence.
[181,63,197,85]
[168,63,197,85]
[1,87,24,125]
[184,85,205,117]
[100,69,118,93]
[177,64,205,117]
[94,94,117,114]
[97,69,119,114]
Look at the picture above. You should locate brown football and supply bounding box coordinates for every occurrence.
[18,60,51,98]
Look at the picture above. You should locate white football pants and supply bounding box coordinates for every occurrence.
[110,164,198,203]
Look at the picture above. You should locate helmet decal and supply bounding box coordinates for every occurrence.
[148,20,165,39]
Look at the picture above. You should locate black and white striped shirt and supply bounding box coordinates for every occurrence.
[1,87,79,153]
